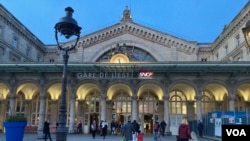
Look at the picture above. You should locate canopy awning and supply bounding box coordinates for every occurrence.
[0,61,250,75]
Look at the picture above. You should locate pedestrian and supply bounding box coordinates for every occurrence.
[99,120,103,136]
[111,120,117,135]
[91,120,98,139]
[145,124,149,134]
[160,120,167,136]
[178,118,192,141]
[153,121,160,141]
[120,122,124,135]
[102,120,108,139]
[77,120,83,134]
[43,119,52,141]
[132,120,140,141]
[197,120,204,138]
[123,119,135,141]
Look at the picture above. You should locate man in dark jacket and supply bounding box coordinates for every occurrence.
[197,120,204,138]
[160,120,167,136]
[43,119,52,141]
[123,119,135,141]
[132,120,140,141]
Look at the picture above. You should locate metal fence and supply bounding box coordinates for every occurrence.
[189,110,250,138]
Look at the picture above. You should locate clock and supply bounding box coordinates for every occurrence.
[110,53,129,63]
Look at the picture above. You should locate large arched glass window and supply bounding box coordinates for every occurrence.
[235,94,244,111]
[138,91,158,114]
[85,93,101,113]
[97,45,156,62]
[202,91,215,114]
[112,91,131,123]
[169,90,187,114]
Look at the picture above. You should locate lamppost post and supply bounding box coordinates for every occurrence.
[54,7,81,141]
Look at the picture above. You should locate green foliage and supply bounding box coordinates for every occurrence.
[5,114,27,122]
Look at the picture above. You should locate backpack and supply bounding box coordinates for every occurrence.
[154,123,159,130]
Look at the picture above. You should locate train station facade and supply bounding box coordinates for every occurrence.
[1,3,250,136]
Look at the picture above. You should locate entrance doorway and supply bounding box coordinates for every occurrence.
[90,113,99,133]
[144,114,153,134]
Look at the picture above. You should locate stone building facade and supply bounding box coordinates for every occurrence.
[0,3,250,136]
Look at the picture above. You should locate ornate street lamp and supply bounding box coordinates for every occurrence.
[242,19,250,47]
[54,7,81,141]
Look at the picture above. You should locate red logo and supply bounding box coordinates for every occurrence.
[138,70,154,79]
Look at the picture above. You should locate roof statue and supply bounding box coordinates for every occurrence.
[121,5,132,22]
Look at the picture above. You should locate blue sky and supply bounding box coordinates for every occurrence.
[0,0,248,44]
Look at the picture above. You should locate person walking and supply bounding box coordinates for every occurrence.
[132,120,140,141]
[101,120,108,139]
[153,121,160,141]
[110,120,117,135]
[77,120,83,134]
[197,120,204,138]
[160,120,167,136]
[43,119,52,141]
[123,119,135,141]
[91,120,98,139]
[178,118,192,141]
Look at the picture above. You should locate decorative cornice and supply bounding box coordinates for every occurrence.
[74,22,199,54]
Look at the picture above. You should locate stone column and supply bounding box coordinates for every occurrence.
[131,95,138,121]
[163,95,170,133]
[228,94,235,111]
[69,88,76,133]
[24,100,32,125]
[195,94,202,121]
[37,88,46,138]
[101,95,107,121]
[226,78,237,111]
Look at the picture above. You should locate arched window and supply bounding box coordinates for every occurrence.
[169,90,187,114]
[85,92,101,113]
[112,90,131,123]
[138,91,158,114]
[235,94,244,111]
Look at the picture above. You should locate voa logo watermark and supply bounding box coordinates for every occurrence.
[222,125,250,140]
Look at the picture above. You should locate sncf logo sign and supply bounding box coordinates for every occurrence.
[138,70,154,79]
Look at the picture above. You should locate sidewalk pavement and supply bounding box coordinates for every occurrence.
[0,133,221,141]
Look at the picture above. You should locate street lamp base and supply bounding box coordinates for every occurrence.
[56,127,68,141]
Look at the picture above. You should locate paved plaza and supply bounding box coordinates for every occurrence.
[0,133,221,141]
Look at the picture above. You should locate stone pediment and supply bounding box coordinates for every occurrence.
[78,21,199,54]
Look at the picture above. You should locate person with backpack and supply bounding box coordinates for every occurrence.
[123,119,135,141]
[132,120,140,141]
[153,121,160,141]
